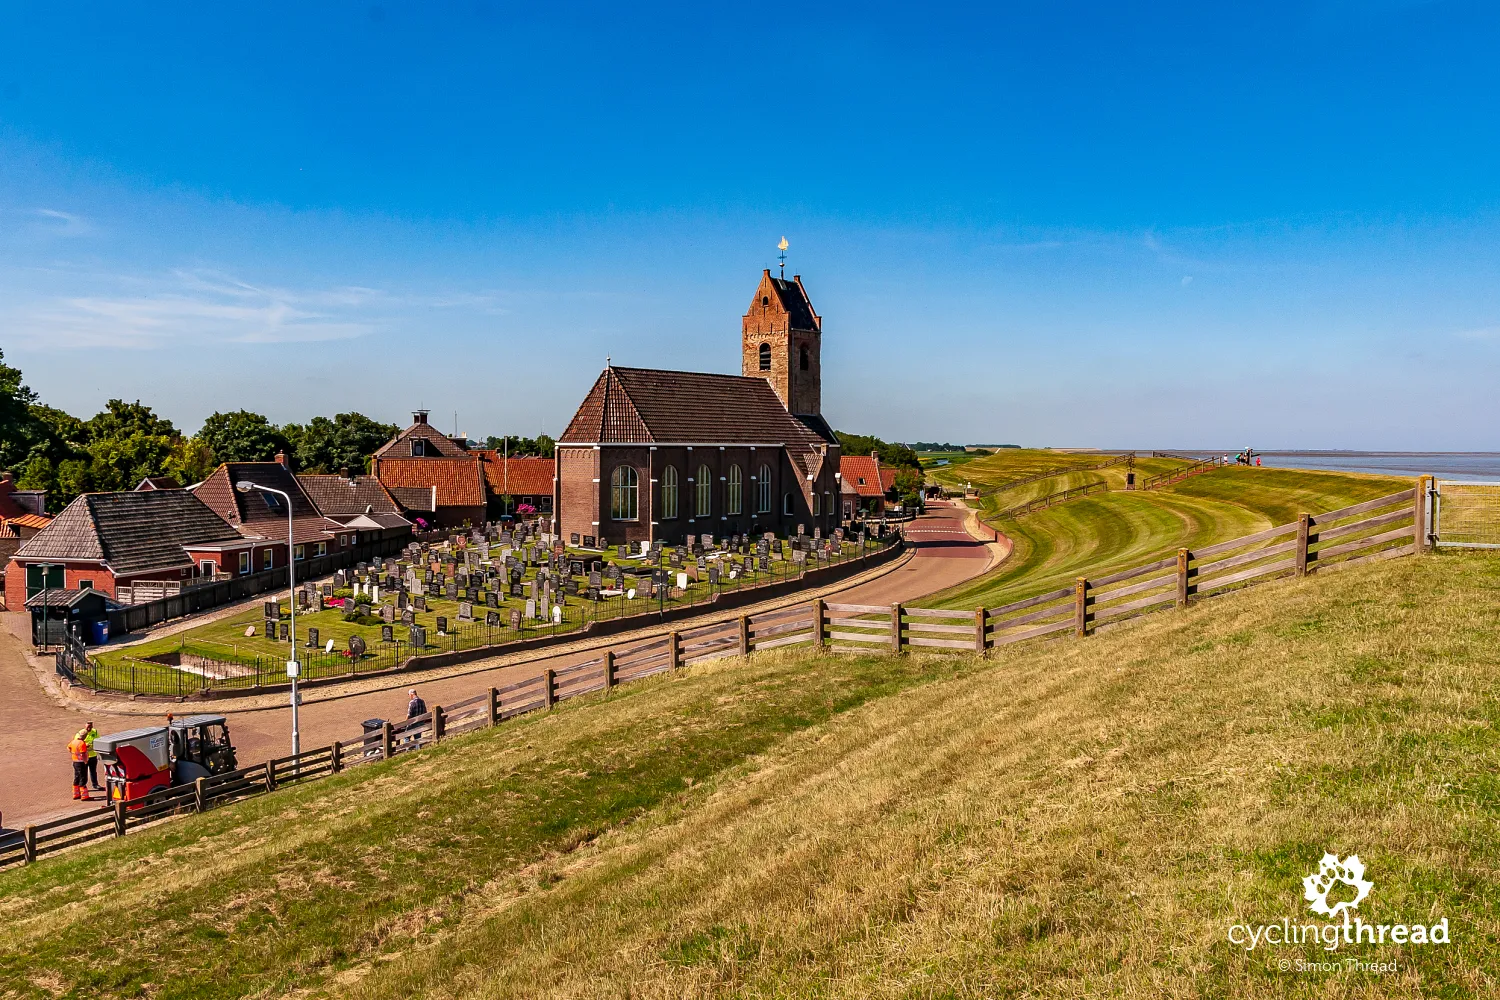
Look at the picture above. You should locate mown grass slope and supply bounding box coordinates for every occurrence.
[3,552,1498,998]
[928,466,1403,610]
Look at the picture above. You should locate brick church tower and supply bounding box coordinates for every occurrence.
[742,269,821,417]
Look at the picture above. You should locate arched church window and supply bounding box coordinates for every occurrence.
[610,466,638,521]
[759,342,771,371]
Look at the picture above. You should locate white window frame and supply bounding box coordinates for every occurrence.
[696,464,713,517]
[239,551,251,574]
[758,464,772,513]
[611,465,639,521]
[262,548,274,571]
[315,541,328,557]
[294,544,306,562]
[727,465,742,515]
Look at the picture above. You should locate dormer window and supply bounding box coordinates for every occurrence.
[411,438,428,457]
[758,342,771,371]
[762,295,770,307]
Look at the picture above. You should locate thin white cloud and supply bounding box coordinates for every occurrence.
[1455,326,1499,342]
[34,207,91,236]
[10,269,378,349]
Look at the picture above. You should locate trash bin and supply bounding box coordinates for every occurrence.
[361,718,386,758]
[88,619,110,645]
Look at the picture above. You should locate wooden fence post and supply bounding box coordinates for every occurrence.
[331,741,343,773]
[194,776,207,813]
[23,826,35,865]
[604,650,616,689]
[974,607,988,653]
[813,599,826,649]
[432,706,444,744]
[113,800,126,837]
[488,687,499,727]
[1176,548,1191,607]
[891,603,904,653]
[669,632,681,670]
[738,615,750,656]
[543,668,556,708]
[381,722,393,760]
[264,760,278,791]
[1414,475,1430,551]
[1074,578,1091,637]
[1296,514,1311,577]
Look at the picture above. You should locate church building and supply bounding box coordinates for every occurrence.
[555,268,842,547]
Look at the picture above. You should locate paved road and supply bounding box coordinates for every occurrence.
[0,502,996,832]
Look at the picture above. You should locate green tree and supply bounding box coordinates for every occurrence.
[892,467,925,508]
[482,434,555,458]
[0,348,40,470]
[283,412,399,473]
[86,399,178,442]
[164,438,218,485]
[195,410,289,464]
[834,431,921,473]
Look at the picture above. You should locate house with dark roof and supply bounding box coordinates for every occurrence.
[192,459,348,575]
[554,269,842,547]
[4,490,249,608]
[296,472,413,544]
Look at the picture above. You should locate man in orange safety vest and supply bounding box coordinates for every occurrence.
[69,733,92,801]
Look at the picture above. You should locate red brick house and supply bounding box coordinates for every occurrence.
[191,460,347,575]
[372,456,488,529]
[475,453,556,516]
[372,409,471,459]
[4,490,248,607]
[839,452,888,519]
[554,270,841,547]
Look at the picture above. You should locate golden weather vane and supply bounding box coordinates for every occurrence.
[777,236,789,277]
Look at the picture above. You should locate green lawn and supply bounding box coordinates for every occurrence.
[928,465,1406,610]
[4,551,1497,997]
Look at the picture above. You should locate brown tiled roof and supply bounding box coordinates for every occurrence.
[12,490,242,576]
[373,418,471,459]
[840,456,885,498]
[297,474,401,516]
[560,367,836,448]
[193,463,342,545]
[386,486,435,512]
[880,468,897,492]
[475,454,556,496]
[376,458,486,508]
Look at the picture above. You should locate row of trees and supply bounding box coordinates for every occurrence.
[0,349,398,510]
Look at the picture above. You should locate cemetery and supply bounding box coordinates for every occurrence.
[82,517,893,695]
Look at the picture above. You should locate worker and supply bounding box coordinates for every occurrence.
[407,688,427,719]
[78,722,102,791]
[68,732,92,801]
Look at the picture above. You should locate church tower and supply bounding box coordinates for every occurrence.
[742,268,821,416]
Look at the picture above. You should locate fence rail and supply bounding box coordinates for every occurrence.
[996,481,1109,519]
[4,483,1432,873]
[965,452,1135,499]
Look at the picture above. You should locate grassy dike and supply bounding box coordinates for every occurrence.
[4,553,1500,997]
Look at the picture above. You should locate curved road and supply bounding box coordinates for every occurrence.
[0,501,996,831]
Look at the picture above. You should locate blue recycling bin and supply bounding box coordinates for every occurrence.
[88,619,110,645]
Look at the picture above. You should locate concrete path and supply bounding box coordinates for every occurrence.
[0,502,1003,833]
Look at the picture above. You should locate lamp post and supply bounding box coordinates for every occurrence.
[236,480,300,757]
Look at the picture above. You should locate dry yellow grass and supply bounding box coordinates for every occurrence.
[3,552,1497,999]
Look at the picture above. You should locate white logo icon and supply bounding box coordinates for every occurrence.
[1302,853,1373,918]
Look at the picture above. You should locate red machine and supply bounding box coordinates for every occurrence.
[95,715,238,805]
[94,725,173,803]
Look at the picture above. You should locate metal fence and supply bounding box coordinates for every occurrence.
[1431,479,1500,550]
[58,536,902,697]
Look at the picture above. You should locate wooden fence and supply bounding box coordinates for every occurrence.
[0,484,1427,873]
[995,481,1110,519]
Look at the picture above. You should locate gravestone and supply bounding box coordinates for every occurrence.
[669,551,683,568]
[588,569,602,588]
[458,601,474,621]
[587,586,600,602]
[467,586,480,603]
[485,610,501,627]
[279,623,290,641]
[323,582,335,596]
[510,608,522,629]
[357,601,371,618]
[708,566,720,584]
[436,616,448,633]
[264,601,279,619]
[525,598,536,619]
[564,578,579,596]
[485,590,499,608]
[414,595,427,612]
[570,560,584,577]
[396,592,408,610]
[307,627,319,648]
[402,608,416,626]
[410,625,426,647]
[381,604,395,622]
[617,544,629,559]
[582,534,596,549]
[446,581,459,600]
[349,634,367,657]
[263,619,276,639]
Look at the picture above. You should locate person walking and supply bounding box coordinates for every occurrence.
[68,732,92,801]
[78,722,102,791]
[407,688,427,719]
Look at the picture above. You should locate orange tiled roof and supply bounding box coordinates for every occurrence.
[376,458,487,508]
[4,513,53,531]
[880,468,897,492]
[475,454,555,496]
[840,456,885,498]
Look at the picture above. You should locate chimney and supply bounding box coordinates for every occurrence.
[413,409,429,425]
[339,467,351,481]
[871,450,879,461]
[274,452,288,468]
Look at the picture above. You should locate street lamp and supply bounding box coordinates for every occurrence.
[236,480,300,757]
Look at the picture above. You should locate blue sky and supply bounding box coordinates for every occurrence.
[2,1,1497,449]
